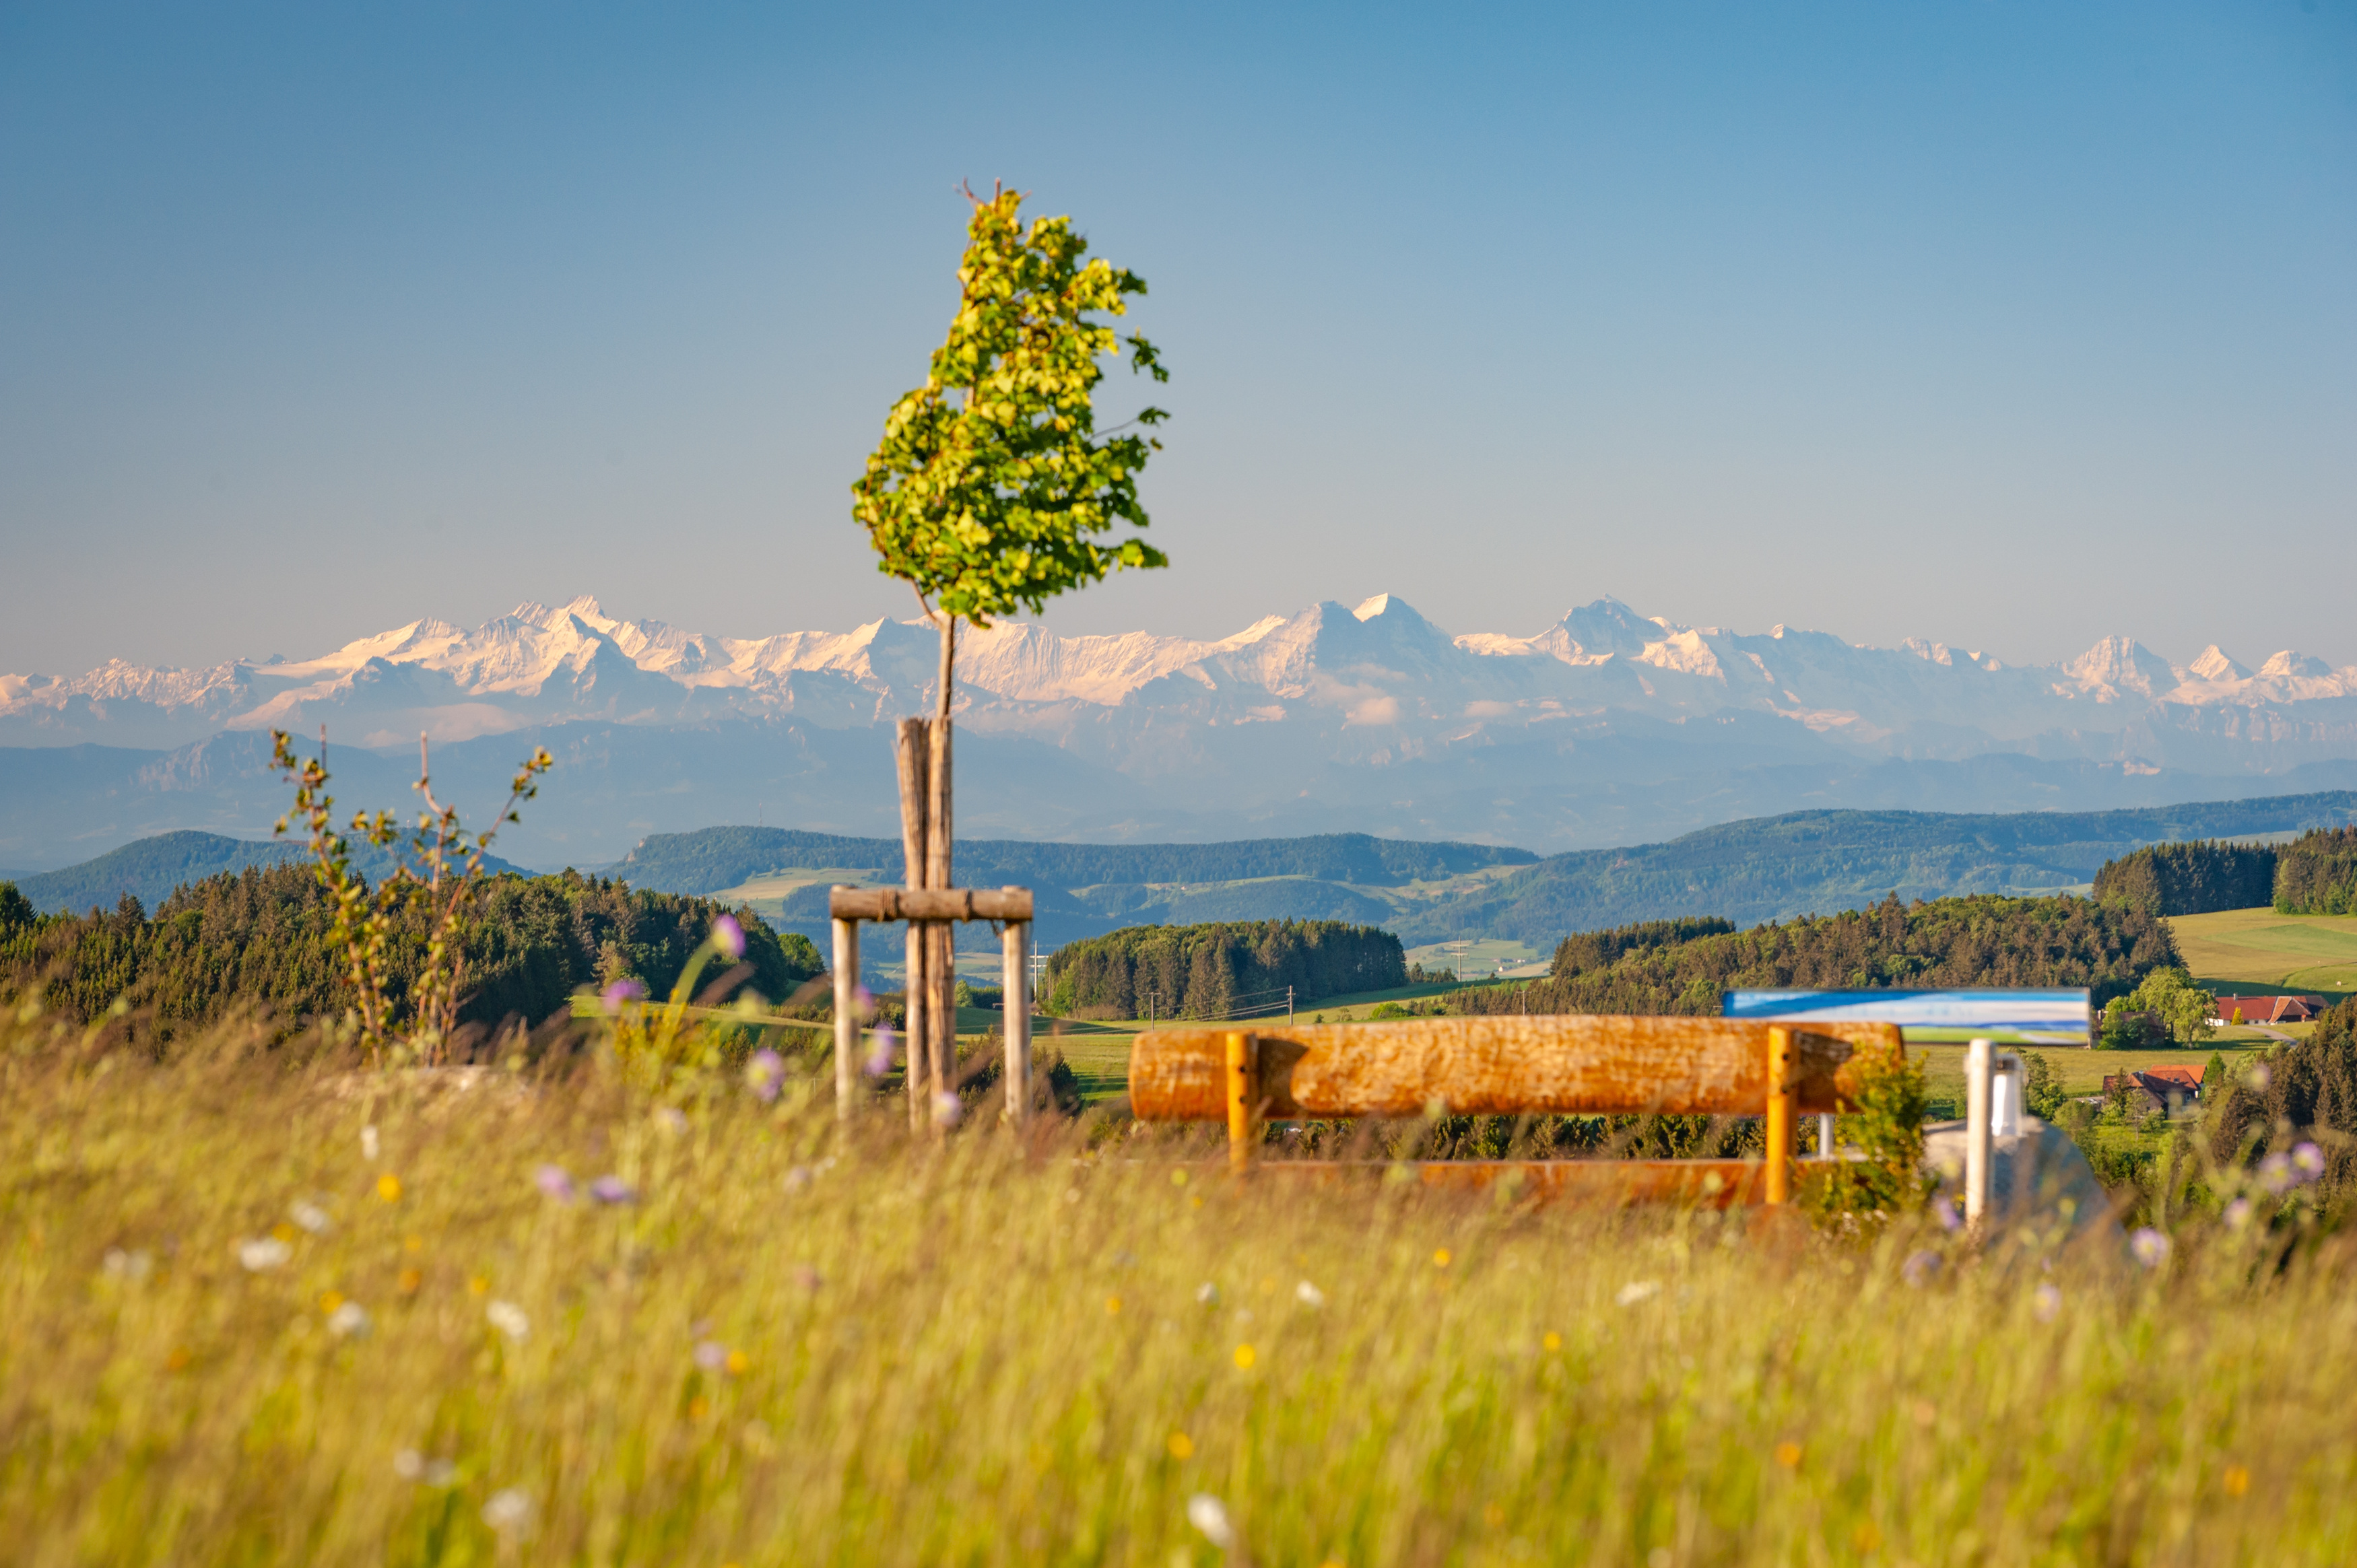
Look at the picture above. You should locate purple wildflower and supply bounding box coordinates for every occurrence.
[865,1023,896,1078]
[2292,1142,2326,1182]
[2130,1227,2171,1269]
[745,1048,785,1104]
[854,985,875,1017]
[601,978,646,1013]
[693,1340,727,1371]
[589,1175,636,1206]
[2032,1282,2063,1322]
[534,1164,576,1202]
[2259,1152,2295,1194]
[711,914,745,961]
[2224,1197,2255,1229]
[1901,1250,1941,1288]
[1933,1195,1962,1233]
[932,1090,964,1128]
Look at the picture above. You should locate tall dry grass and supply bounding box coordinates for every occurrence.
[4,1004,2354,1567]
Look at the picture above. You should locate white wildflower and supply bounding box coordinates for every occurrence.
[361,1124,380,1161]
[290,1200,332,1235]
[102,1248,153,1281]
[327,1301,372,1338]
[482,1487,534,1534]
[1295,1280,1325,1308]
[1186,1493,1236,1549]
[1616,1280,1662,1307]
[486,1300,530,1341]
[238,1237,292,1272]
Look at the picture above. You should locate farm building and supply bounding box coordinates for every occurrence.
[2102,1064,2206,1114]
[2213,994,2326,1026]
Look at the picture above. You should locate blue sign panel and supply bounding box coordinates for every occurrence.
[1722,988,2092,1045]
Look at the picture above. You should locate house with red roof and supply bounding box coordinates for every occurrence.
[2214,994,2327,1026]
[2103,1063,2206,1114]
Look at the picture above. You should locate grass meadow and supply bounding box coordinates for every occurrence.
[2170,908,2357,1002]
[7,1004,2357,1566]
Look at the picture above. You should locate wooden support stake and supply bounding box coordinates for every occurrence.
[1226,1031,1259,1174]
[1001,907,1030,1128]
[831,909,859,1123]
[927,717,955,1125]
[894,719,929,1133]
[1764,1025,1794,1206]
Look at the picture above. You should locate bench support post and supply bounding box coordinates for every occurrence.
[1765,1026,1795,1205]
[1226,1031,1259,1173]
[832,910,859,1122]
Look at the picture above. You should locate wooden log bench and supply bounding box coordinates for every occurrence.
[1128,1015,1904,1206]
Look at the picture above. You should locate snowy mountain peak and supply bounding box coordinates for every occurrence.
[2188,645,2251,683]
[2063,635,2179,700]
[2261,650,2332,681]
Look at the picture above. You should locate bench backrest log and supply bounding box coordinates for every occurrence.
[1129,1014,1904,1205]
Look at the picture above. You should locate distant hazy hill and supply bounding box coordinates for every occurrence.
[1393,792,2357,945]
[9,831,526,916]
[605,827,1535,897]
[604,827,1533,949]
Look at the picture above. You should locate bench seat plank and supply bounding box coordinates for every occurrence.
[1130,1015,1902,1121]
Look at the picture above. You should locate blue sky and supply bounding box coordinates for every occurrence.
[3,1,2352,677]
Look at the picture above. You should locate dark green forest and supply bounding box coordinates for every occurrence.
[1043,918,1405,1019]
[2276,827,2357,916]
[0,865,820,1042]
[1454,893,2176,1019]
[2208,996,2357,1187]
[1552,917,1738,979]
[2091,840,2279,916]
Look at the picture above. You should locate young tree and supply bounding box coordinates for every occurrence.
[854,182,1169,711]
[851,183,1170,1122]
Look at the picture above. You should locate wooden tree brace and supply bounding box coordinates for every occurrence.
[829,887,1034,923]
[826,884,1036,1128]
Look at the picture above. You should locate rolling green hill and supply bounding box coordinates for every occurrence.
[7,831,526,916]
[605,827,1535,896]
[1393,792,2357,947]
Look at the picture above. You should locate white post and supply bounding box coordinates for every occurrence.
[1817,1112,1836,1161]
[1001,900,1030,1128]
[1964,1037,1994,1226]
[1992,1051,2023,1137]
[831,908,859,1124]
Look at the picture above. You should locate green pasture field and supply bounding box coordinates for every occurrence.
[2170,907,2357,1002]
[9,1007,2357,1565]
[1403,936,1552,979]
[700,866,884,923]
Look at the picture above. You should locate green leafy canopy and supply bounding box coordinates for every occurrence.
[852,184,1170,625]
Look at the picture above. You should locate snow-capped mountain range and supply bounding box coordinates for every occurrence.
[3,594,2354,870]
[5,592,2354,759]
